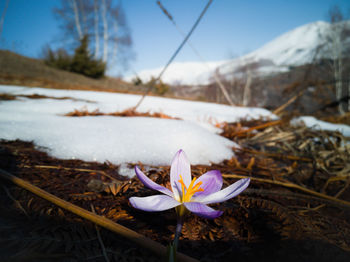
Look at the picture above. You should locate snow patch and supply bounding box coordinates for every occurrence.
[118,163,137,178]
[0,85,276,166]
[292,116,350,137]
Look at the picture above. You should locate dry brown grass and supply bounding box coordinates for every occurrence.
[0,50,144,94]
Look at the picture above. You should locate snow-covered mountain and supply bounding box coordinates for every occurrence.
[130,60,227,86]
[127,20,350,85]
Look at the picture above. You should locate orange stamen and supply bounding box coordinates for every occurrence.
[178,175,204,202]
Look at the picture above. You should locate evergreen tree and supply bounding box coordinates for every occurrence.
[71,35,106,78]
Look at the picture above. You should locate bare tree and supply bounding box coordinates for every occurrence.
[54,0,89,42]
[101,0,109,63]
[54,0,133,73]
[326,5,350,114]
[242,69,252,106]
[93,0,99,59]
[71,0,83,40]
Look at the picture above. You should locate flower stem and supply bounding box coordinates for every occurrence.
[173,219,183,250]
[174,205,188,251]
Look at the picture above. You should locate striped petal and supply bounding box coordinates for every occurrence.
[130,195,181,212]
[135,166,173,197]
[170,149,191,201]
[199,178,250,204]
[184,202,223,219]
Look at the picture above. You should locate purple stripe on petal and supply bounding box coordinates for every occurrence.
[184,202,223,219]
[192,170,223,199]
[199,178,250,205]
[129,195,181,212]
[135,166,173,197]
[170,149,191,201]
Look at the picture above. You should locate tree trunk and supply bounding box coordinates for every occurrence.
[101,0,109,63]
[79,0,87,35]
[111,20,118,64]
[330,23,345,114]
[71,0,83,40]
[337,51,345,114]
[243,70,252,106]
[94,0,100,59]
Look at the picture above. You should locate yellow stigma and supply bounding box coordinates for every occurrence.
[178,175,204,202]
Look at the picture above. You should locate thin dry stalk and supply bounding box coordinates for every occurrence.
[23,165,119,182]
[223,173,350,207]
[91,204,110,262]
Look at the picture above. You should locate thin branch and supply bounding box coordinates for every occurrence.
[22,164,119,182]
[2,185,29,217]
[156,1,236,106]
[0,0,10,38]
[132,0,213,111]
[222,173,350,207]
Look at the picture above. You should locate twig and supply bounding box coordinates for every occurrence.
[335,178,350,198]
[244,188,345,208]
[1,185,29,217]
[222,173,350,207]
[132,0,213,111]
[322,174,349,193]
[233,120,282,137]
[156,0,235,107]
[91,204,110,262]
[23,165,119,182]
[0,168,198,262]
[0,0,10,38]
[298,204,326,215]
[273,90,304,116]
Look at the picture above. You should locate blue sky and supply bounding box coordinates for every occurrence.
[1,0,350,76]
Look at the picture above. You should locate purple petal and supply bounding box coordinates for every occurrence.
[192,170,223,199]
[170,149,191,201]
[129,195,181,212]
[135,166,173,197]
[199,178,250,204]
[184,202,223,219]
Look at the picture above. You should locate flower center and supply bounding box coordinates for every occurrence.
[178,175,204,202]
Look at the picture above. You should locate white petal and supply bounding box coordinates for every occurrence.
[170,149,191,201]
[184,202,223,219]
[192,170,223,200]
[199,178,250,204]
[129,195,181,212]
[135,166,174,197]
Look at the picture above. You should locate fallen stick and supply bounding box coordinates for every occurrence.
[223,173,350,207]
[0,168,198,262]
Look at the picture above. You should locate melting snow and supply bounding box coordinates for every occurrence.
[292,116,350,137]
[0,85,275,168]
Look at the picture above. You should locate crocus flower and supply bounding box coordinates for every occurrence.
[129,149,250,219]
